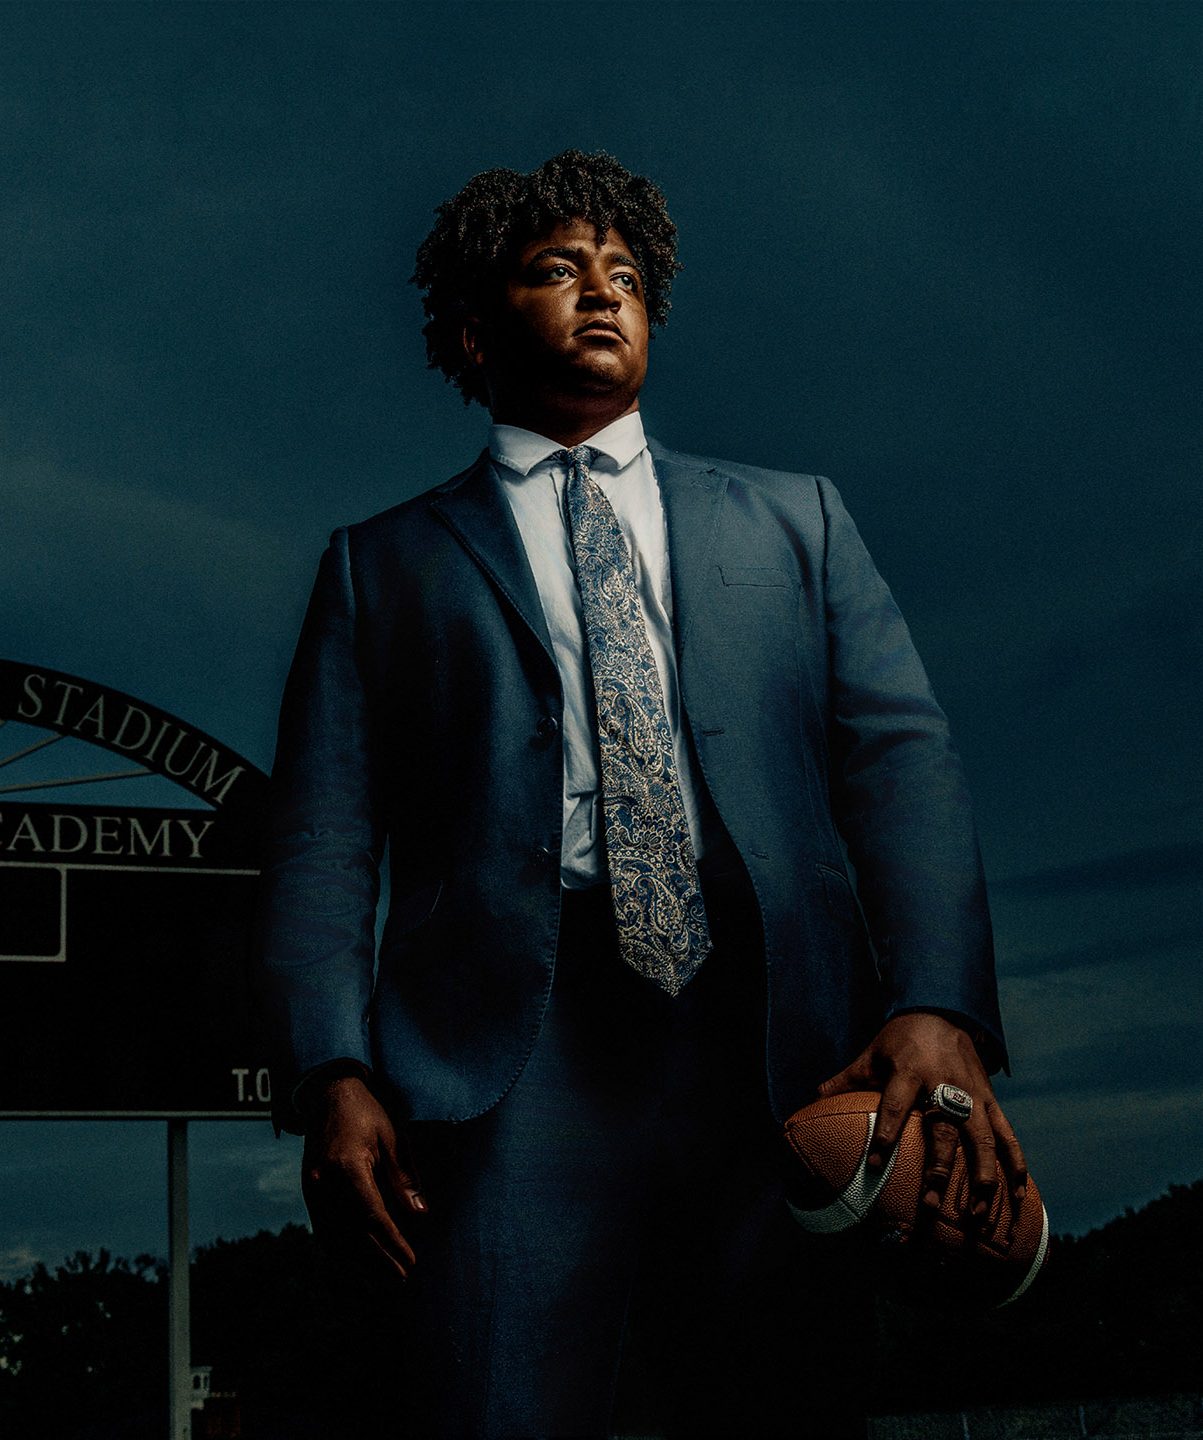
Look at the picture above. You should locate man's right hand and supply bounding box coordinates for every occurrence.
[300,1075,426,1281]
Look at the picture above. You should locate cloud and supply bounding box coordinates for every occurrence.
[0,446,316,763]
[1001,1082,1203,1234]
[1003,1021,1203,1100]
[0,1244,41,1282]
[255,1155,301,1206]
[998,923,1201,977]
[2,452,300,625]
[1017,577,1203,701]
[993,841,1203,899]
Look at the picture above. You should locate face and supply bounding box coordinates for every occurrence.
[467,217,650,417]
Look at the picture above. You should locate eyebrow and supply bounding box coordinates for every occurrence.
[525,245,641,272]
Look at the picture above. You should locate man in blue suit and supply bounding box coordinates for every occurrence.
[256,150,1026,1437]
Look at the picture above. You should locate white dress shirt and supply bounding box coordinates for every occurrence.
[490,411,709,890]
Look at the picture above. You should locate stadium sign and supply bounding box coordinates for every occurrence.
[0,660,272,1117]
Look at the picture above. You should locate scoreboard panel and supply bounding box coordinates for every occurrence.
[0,661,273,1118]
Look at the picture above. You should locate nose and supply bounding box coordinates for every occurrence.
[579,262,622,309]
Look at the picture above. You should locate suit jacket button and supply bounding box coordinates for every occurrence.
[536,715,560,741]
[532,844,555,865]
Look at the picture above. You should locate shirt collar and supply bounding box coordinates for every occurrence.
[489,410,648,478]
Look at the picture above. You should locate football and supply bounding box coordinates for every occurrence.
[782,1091,1048,1307]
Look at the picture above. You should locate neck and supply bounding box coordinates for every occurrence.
[490,394,639,449]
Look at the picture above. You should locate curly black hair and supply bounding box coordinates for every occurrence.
[411,149,681,407]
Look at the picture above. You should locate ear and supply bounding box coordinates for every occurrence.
[461,316,489,369]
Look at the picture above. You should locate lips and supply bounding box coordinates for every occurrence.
[574,320,624,339]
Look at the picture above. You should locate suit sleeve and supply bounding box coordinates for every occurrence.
[817,476,1009,1073]
[254,526,385,1134]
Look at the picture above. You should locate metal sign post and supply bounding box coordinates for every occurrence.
[168,1119,191,1440]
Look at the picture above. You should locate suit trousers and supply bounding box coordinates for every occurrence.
[387,862,873,1439]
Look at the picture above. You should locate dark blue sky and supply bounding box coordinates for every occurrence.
[1,1,1200,1271]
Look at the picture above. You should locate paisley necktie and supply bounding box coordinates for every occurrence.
[557,444,711,995]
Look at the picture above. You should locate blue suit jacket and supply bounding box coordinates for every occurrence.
[255,439,1007,1135]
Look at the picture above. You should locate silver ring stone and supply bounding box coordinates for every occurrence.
[927,1082,974,1121]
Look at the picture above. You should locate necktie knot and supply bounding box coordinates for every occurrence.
[555,445,597,475]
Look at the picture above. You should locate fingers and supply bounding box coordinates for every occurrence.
[985,1098,1029,1202]
[302,1145,421,1281]
[917,1095,1029,1223]
[345,1160,417,1274]
[920,1114,961,1211]
[960,1110,1001,1221]
[381,1137,428,1217]
[300,1088,428,1282]
[868,1071,921,1171]
[815,1017,1032,1225]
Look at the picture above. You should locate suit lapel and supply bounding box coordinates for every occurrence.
[429,450,556,666]
[428,439,727,672]
[647,438,728,660]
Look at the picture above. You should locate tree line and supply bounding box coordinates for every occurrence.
[2,1180,1200,1437]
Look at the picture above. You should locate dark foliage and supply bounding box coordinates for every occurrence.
[190,1222,410,1438]
[0,1249,165,1437]
[870,1180,1203,1413]
[2,1183,1201,1436]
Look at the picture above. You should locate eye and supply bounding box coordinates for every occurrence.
[614,273,640,291]
[545,264,572,280]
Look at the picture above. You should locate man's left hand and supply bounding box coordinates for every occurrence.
[816,1012,1027,1221]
